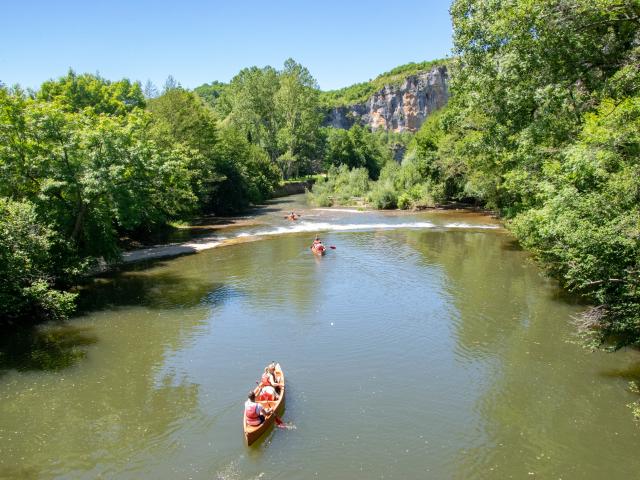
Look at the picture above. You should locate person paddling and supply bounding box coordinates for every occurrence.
[311,235,325,253]
[245,391,271,426]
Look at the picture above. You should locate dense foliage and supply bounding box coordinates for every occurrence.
[443,0,640,349]
[0,71,282,324]
[306,165,370,207]
[0,199,76,324]
[147,87,279,213]
[323,125,391,179]
[215,59,324,178]
[193,80,228,107]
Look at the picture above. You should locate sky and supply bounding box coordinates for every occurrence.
[0,0,454,91]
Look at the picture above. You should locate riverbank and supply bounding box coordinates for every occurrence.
[121,216,262,263]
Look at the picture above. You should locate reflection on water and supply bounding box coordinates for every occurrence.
[0,325,98,374]
[0,195,639,479]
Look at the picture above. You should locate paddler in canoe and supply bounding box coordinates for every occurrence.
[245,391,272,427]
[310,235,326,255]
[257,363,284,401]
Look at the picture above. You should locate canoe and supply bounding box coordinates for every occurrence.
[244,363,285,446]
[311,244,326,256]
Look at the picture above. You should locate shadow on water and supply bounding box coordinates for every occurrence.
[247,205,282,215]
[76,261,242,313]
[0,323,98,376]
[599,360,640,382]
[0,465,40,480]
[500,238,523,251]
[0,258,243,377]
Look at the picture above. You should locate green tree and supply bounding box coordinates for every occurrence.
[213,126,282,212]
[0,198,76,324]
[324,125,389,179]
[37,70,145,115]
[275,59,323,177]
[217,66,280,161]
[193,81,228,108]
[147,88,281,213]
[443,0,640,347]
[217,60,323,177]
[143,79,159,99]
[1,86,195,260]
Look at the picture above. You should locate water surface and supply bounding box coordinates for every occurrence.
[1,195,639,479]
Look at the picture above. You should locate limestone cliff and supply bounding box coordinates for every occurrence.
[326,65,449,132]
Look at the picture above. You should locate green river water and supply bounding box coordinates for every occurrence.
[1,195,639,479]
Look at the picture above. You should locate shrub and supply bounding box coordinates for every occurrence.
[307,165,370,206]
[0,199,77,324]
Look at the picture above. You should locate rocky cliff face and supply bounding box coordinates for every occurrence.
[326,65,449,132]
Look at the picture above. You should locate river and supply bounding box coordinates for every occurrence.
[1,194,639,479]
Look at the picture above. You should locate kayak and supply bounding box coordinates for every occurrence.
[244,363,285,446]
[311,244,326,256]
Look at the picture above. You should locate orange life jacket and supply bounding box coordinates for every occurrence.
[260,372,272,387]
[258,386,276,401]
[245,400,262,426]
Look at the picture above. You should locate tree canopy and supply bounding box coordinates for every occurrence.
[0,71,283,325]
[215,59,323,178]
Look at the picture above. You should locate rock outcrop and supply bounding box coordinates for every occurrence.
[326,65,449,132]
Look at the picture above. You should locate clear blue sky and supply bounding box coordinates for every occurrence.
[1,0,454,91]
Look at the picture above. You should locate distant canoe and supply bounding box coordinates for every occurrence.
[243,363,285,446]
[311,244,326,256]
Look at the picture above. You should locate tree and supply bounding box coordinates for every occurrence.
[218,66,281,161]
[143,79,159,99]
[442,0,640,347]
[147,88,221,210]
[163,75,180,93]
[275,59,323,176]
[324,125,388,179]
[213,126,281,212]
[193,81,228,108]
[217,60,324,177]
[147,87,281,214]
[0,198,76,324]
[37,70,145,115]
[0,86,195,260]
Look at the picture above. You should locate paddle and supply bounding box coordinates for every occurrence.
[274,416,285,427]
[329,246,336,249]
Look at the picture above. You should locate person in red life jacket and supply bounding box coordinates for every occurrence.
[259,363,283,393]
[257,385,277,401]
[245,391,271,426]
[311,235,324,251]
